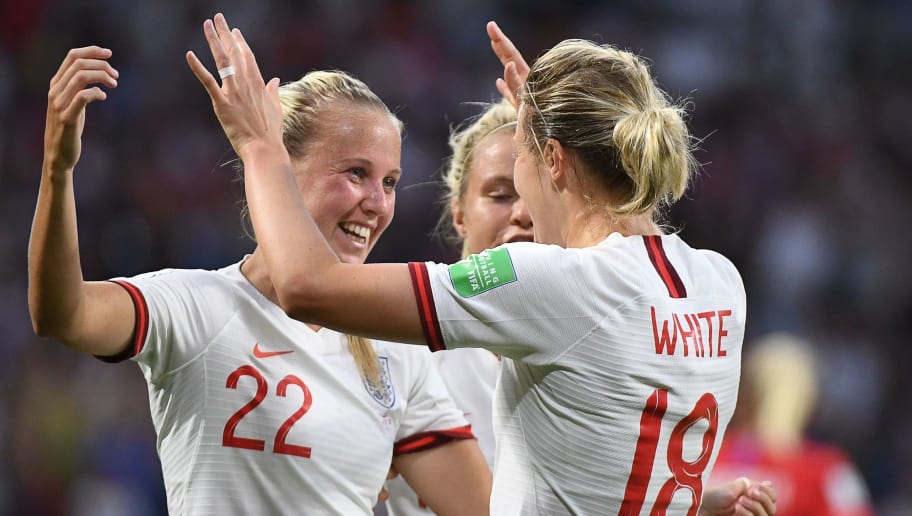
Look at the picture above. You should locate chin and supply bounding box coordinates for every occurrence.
[338,254,366,265]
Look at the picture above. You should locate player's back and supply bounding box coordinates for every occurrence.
[488,234,745,514]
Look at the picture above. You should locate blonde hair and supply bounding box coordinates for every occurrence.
[519,39,695,218]
[239,70,400,385]
[439,99,517,258]
[276,70,403,159]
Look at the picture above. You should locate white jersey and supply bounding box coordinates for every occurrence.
[408,233,745,515]
[384,348,499,515]
[102,261,471,515]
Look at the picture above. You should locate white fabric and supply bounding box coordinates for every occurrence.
[116,261,467,515]
[385,348,499,515]
[421,233,746,515]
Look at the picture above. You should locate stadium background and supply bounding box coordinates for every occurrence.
[1,0,910,513]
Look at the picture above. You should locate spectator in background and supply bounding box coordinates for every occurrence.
[712,332,875,516]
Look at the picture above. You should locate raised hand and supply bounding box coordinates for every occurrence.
[486,21,529,108]
[44,46,118,175]
[700,477,777,516]
[186,13,285,162]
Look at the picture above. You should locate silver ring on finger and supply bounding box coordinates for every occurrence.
[218,65,236,79]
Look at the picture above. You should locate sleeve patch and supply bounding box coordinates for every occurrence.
[448,247,517,298]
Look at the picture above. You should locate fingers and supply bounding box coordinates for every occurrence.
[232,28,265,85]
[50,46,113,88]
[213,13,240,70]
[48,49,118,124]
[203,14,239,87]
[186,50,223,102]
[733,482,777,516]
[504,61,524,102]
[60,87,107,122]
[55,68,117,111]
[487,21,530,78]
[495,62,523,109]
[750,481,777,514]
[496,78,516,108]
[487,22,517,67]
[487,21,528,109]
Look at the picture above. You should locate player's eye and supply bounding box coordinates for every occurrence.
[488,189,516,202]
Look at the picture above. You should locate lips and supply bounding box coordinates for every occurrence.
[339,222,371,244]
[502,233,534,244]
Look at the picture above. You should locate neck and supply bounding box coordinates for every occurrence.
[560,194,662,248]
[241,250,322,331]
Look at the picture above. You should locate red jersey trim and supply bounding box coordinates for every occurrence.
[643,236,687,299]
[393,425,475,456]
[407,262,446,352]
[95,280,149,363]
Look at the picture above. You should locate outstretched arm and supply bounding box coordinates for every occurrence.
[186,14,425,344]
[28,46,136,356]
[700,478,777,516]
[486,21,530,108]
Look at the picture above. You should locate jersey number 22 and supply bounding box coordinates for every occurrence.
[222,365,313,458]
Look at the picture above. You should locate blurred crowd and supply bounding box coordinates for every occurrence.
[1,0,910,514]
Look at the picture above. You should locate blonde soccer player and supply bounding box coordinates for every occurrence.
[385,96,775,516]
[29,37,490,516]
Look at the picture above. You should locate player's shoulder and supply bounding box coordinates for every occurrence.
[657,232,730,261]
[661,234,744,285]
[117,261,250,300]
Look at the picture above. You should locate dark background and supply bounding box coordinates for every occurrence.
[1,0,910,514]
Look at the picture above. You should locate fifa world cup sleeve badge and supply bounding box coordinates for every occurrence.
[448,247,518,298]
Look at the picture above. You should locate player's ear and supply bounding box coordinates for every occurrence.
[450,197,468,238]
[543,138,568,190]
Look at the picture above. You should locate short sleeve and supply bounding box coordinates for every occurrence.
[409,243,603,363]
[104,269,238,382]
[391,346,473,455]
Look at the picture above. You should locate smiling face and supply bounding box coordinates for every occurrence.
[291,103,402,264]
[452,128,533,255]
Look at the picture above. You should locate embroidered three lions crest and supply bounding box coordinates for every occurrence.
[363,356,396,408]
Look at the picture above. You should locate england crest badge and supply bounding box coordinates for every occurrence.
[363,356,396,408]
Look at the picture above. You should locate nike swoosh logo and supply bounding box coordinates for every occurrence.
[253,342,294,358]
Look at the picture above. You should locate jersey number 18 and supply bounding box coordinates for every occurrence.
[620,389,719,516]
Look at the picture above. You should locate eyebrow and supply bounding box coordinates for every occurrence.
[482,174,514,183]
[337,157,403,176]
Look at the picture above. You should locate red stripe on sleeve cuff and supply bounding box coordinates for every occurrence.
[95,280,150,363]
[393,425,476,456]
[407,262,446,352]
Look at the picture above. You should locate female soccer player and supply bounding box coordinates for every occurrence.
[386,97,774,516]
[28,41,491,515]
[192,13,754,514]
[383,98,530,516]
